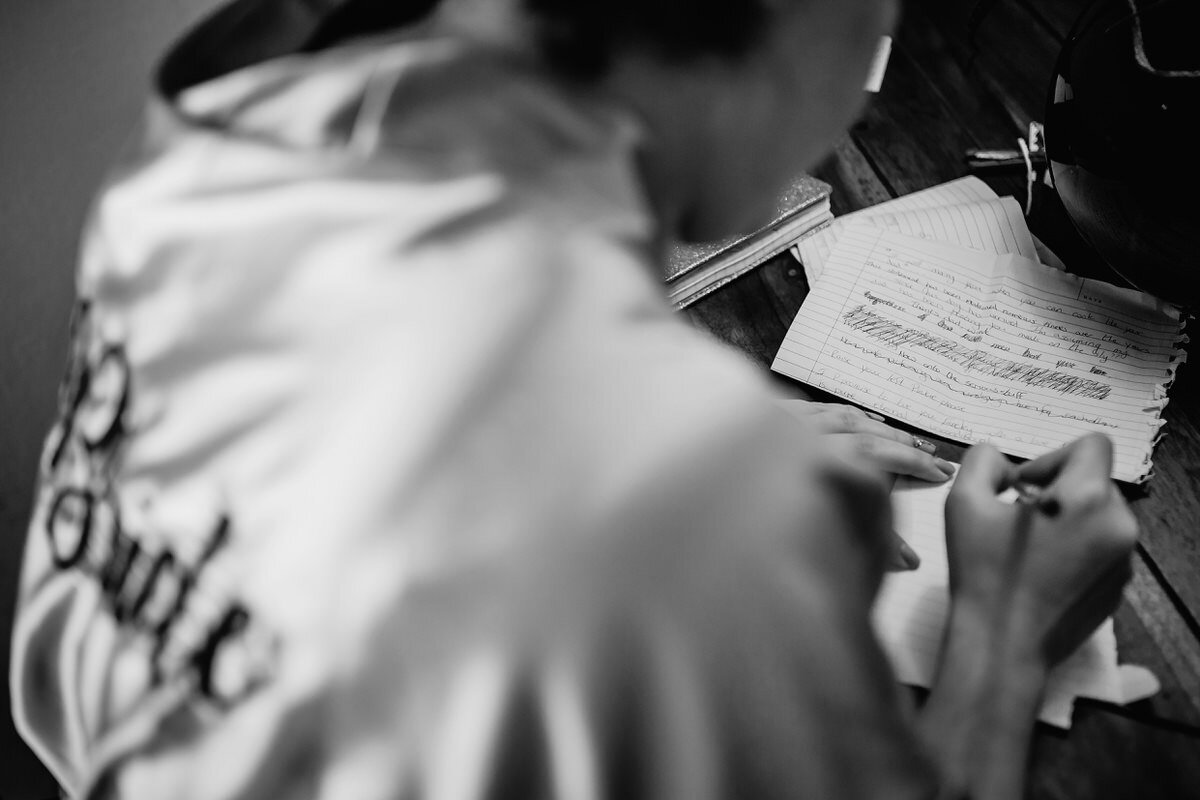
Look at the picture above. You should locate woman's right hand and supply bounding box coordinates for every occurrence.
[944,434,1138,667]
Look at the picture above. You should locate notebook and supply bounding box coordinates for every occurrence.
[665,174,831,309]
[773,224,1187,482]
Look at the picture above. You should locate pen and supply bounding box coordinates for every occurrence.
[1012,482,1059,516]
[1013,482,1041,504]
[964,148,1047,171]
[1000,483,1040,602]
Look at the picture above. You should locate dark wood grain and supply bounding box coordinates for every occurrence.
[1120,555,1200,726]
[685,0,1200,791]
[1012,0,1082,42]
[850,41,978,195]
[1131,359,1200,627]
[1027,702,1200,800]
[812,137,895,215]
[917,0,1065,127]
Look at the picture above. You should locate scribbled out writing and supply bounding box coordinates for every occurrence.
[842,305,1113,400]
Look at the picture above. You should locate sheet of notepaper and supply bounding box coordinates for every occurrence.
[797,194,1037,285]
[794,176,1003,285]
[773,224,1187,482]
[875,478,1126,728]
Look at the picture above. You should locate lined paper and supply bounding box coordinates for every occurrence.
[874,478,1124,728]
[773,225,1187,482]
[856,175,997,210]
[797,195,1037,285]
[794,176,999,285]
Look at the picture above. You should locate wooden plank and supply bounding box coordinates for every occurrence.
[811,136,896,215]
[852,9,1031,203]
[1014,0,1089,42]
[683,254,802,368]
[1028,702,1200,800]
[849,42,978,195]
[912,0,1062,128]
[1128,355,1200,638]
[891,4,1028,199]
[894,4,1027,149]
[1115,553,1200,727]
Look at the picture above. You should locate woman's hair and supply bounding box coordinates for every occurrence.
[524,0,771,79]
[304,0,443,52]
[305,0,770,80]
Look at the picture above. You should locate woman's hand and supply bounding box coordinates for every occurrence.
[919,435,1137,800]
[778,400,956,483]
[944,434,1138,667]
[778,400,954,571]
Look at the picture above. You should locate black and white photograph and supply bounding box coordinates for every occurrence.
[1,1,1198,798]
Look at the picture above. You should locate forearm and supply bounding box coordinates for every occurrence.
[916,606,1047,800]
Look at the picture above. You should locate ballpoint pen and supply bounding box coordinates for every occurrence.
[1012,482,1060,516]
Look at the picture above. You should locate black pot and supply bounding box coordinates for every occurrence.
[1045,0,1200,307]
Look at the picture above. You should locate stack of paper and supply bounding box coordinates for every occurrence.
[794,176,1036,286]
[774,178,1188,483]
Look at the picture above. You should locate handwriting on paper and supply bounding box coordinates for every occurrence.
[774,224,1186,482]
[795,179,1036,285]
[842,306,1113,400]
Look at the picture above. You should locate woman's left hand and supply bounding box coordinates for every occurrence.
[778,400,956,483]
[778,400,955,572]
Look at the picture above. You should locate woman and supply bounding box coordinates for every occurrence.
[11,1,1137,798]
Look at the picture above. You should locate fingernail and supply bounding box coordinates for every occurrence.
[935,458,957,476]
[866,411,885,422]
[912,436,937,455]
[887,533,921,571]
[926,467,952,483]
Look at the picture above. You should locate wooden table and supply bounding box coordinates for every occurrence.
[686,1,1200,796]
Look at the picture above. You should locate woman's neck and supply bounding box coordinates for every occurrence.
[425,0,731,243]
